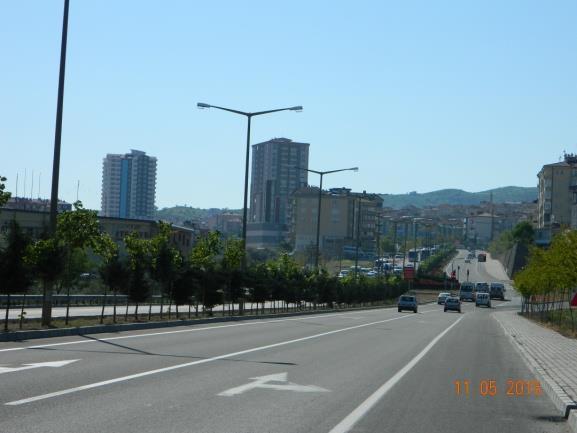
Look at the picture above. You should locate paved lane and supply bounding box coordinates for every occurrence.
[0,255,570,432]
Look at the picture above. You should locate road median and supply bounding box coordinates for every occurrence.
[0,304,397,342]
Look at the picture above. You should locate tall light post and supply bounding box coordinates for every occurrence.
[198,103,302,268]
[43,0,70,328]
[297,167,358,271]
[49,0,70,235]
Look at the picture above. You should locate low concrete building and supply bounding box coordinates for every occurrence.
[290,187,383,259]
[0,209,195,256]
[207,213,242,238]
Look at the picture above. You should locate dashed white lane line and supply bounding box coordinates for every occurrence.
[5,311,447,406]
[328,315,464,433]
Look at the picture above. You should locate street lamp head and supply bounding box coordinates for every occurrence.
[197,102,211,109]
[289,106,303,112]
[351,167,359,172]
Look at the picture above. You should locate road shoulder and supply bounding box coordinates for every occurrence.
[494,310,577,428]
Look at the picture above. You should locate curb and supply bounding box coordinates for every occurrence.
[494,312,577,426]
[0,304,392,342]
[570,411,577,433]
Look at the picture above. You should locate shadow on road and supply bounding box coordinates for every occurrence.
[28,335,298,366]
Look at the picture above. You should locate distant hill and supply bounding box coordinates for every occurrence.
[380,186,537,209]
[155,206,241,225]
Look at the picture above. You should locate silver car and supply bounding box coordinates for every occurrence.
[475,292,492,308]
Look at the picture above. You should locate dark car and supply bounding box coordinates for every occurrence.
[398,295,418,313]
[490,282,505,300]
[444,296,461,313]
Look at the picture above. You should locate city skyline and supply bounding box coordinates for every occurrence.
[2,1,576,211]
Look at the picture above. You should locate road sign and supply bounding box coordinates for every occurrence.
[0,359,79,375]
[218,372,330,397]
[403,267,415,280]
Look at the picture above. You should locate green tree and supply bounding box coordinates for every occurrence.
[124,232,153,319]
[98,235,129,323]
[0,221,31,331]
[221,238,245,315]
[189,231,222,313]
[512,221,535,245]
[172,265,199,318]
[246,263,271,313]
[57,201,103,324]
[151,222,182,318]
[0,175,11,209]
[25,237,66,326]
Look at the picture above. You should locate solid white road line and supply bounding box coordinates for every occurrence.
[5,312,438,406]
[328,315,464,433]
[0,309,392,353]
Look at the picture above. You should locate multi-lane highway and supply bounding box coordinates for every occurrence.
[0,251,570,433]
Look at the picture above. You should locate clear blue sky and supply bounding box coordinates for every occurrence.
[1,0,576,210]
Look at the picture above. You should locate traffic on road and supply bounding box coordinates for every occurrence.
[0,250,571,433]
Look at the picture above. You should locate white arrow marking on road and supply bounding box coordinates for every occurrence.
[0,360,79,375]
[218,372,330,397]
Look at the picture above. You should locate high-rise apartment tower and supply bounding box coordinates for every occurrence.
[247,138,309,248]
[101,150,157,220]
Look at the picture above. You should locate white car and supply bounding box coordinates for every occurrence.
[437,292,451,305]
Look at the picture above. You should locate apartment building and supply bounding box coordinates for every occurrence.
[247,138,309,248]
[290,187,383,258]
[537,154,577,229]
[101,150,157,220]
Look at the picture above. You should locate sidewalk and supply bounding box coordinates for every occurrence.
[494,310,577,431]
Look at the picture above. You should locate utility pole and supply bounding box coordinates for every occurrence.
[49,0,70,235]
[375,213,382,274]
[45,0,70,328]
[413,220,418,270]
[392,220,398,258]
[354,197,362,278]
[490,191,495,242]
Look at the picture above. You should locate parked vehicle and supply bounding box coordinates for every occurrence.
[398,295,418,313]
[489,282,506,300]
[478,252,487,262]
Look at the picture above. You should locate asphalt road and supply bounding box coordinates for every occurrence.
[0,251,570,433]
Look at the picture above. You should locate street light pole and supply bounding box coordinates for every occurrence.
[297,166,358,271]
[198,103,302,269]
[49,0,70,235]
[402,221,408,270]
[242,115,251,257]
[355,198,361,278]
[413,220,418,270]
